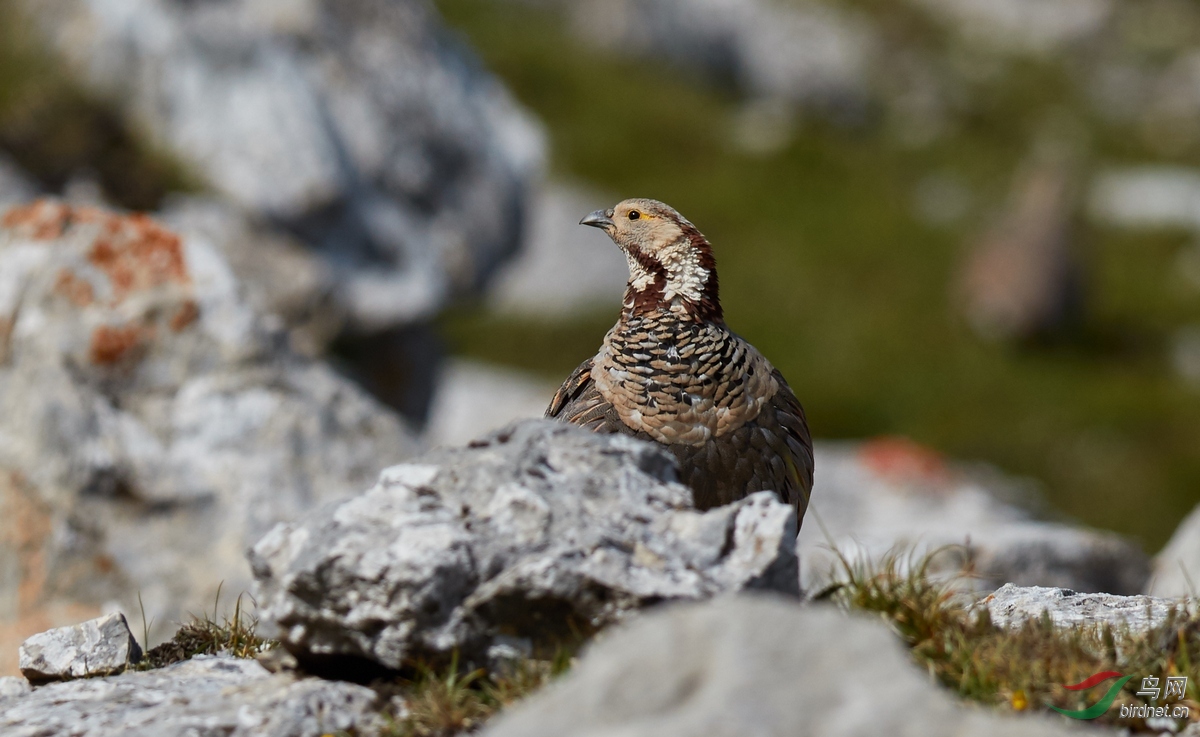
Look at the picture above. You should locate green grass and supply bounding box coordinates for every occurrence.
[832,549,1200,731]
[436,0,1200,552]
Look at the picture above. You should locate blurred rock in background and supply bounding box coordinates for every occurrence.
[1090,166,1200,232]
[0,154,37,211]
[1148,503,1200,597]
[955,148,1084,342]
[9,0,546,424]
[911,0,1113,55]
[512,0,874,123]
[424,360,554,448]
[486,180,628,316]
[0,202,416,674]
[16,0,544,330]
[159,196,343,359]
[799,438,1150,596]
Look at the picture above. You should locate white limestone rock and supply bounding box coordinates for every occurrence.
[18,613,142,683]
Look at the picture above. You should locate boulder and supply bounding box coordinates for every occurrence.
[0,201,417,662]
[0,655,383,737]
[800,439,1150,594]
[486,181,628,316]
[0,156,37,210]
[18,0,545,332]
[251,420,799,671]
[158,196,342,357]
[482,596,1076,737]
[1147,503,1200,597]
[560,0,873,115]
[909,0,1113,54]
[0,677,30,701]
[1089,166,1200,232]
[983,583,1187,633]
[18,613,142,683]
[423,360,555,449]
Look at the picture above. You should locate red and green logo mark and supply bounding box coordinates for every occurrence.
[1051,671,1132,720]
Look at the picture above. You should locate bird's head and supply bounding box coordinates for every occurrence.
[581,198,722,322]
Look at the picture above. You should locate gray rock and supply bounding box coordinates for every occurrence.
[251,420,799,670]
[486,181,628,316]
[159,196,342,357]
[0,677,30,701]
[0,156,37,210]
[423,360,555,449]
[18,613,142,683]
[1148,504,1200,597]
[800,440,1150,594]
[544,0,873,114]
[0,202,416,648]
[19,0,545,332]
[482,596,1076,737]
[1089,166,1200,232]
[0,655,383,737]
[910,0,1113,54]
[984,583,1187,633]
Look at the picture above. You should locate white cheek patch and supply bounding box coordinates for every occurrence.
[659,240,709,304]
[625,251,657,291]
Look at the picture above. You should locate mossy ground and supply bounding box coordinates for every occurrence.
[435,0,1200,553]
[830,550,1200,731]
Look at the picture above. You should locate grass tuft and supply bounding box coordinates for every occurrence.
[831,548,1200,731]
[368,649,572,737]
[138,588,276,670]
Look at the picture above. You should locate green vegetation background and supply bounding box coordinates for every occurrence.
[434,0,1200,552]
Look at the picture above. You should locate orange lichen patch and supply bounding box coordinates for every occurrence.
[3,201,193,306]
[89,323,145,365]
[53,269,96,307]
[859,436,950,485]
[87,212,190,303]
[1,200,72,240]
[169,300,200,332]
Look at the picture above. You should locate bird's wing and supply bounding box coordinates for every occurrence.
[545,357,625,433]
[768,369,815,516]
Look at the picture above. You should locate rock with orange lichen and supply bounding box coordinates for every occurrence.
[0,201,416,648]
[18,0,544,332]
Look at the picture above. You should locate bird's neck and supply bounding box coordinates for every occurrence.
[621,230,722,324]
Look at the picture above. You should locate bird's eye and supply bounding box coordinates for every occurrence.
[628,210,641,220]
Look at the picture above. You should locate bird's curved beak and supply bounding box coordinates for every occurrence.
[580,209,615,230]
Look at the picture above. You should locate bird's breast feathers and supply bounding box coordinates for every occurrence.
[591,320,780,446]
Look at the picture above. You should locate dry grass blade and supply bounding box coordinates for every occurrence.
[139,589,276,670]
[374,649,572,737]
